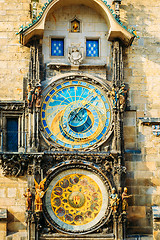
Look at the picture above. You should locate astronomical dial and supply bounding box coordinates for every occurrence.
[44,167,111,234]
[41,80,112,149]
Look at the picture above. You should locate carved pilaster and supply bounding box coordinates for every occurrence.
[26,41,42,152]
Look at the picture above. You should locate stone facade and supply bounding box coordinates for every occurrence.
[0,0,160,239]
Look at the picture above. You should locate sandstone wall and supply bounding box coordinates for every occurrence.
[122,0,160,237]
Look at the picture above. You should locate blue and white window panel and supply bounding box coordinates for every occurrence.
[86,39,99,57]
[51,39,64,56]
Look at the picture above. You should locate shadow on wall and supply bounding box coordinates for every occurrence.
[7,211,26,233]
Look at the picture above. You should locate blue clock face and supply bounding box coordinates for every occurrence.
[41,80,112,150]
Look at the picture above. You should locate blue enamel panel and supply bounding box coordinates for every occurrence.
[101,96,106,102]
[50,89,55,95]
[73,145,81,148]
[42,103,46,110]
[106,119,109,126]
[86,40,99,57]
[89,139,97,145]
[51,39,64,56]
[96,133,103,140]
[43,120,47,127]
[56,84,62,89]
[107,112,110,118]
[105,103,109,109]
[102,127,107,134]
[45,96,50,102]
[63,81,70,86]
[42,112,45,118]
[64,144,72,148]
[45,127,51,135]
[57,140,65,145]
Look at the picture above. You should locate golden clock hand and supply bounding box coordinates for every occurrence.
[76,92,97,115]
[77,96,96,114]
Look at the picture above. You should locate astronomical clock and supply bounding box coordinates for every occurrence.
[39,76,115,236]
[0,0,134,239]
[41,79,112,150]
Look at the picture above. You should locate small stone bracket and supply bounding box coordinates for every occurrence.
[0,209,7,220]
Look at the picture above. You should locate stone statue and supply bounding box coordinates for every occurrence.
[118,84,128,111]
[34,178,46,212]
[35,84,41,109]
[23,188,32,211]
[68,46,83,65]
[110,87,118,109]
[122,187,132,213]
[27,83,34,109]
[109,188,119,212]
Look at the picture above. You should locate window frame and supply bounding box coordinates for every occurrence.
[85,38,100,58]
[0,104,25,153]
[50,37,65,58]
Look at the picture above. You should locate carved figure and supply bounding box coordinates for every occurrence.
[71,19,80,32]
[110,87,117,109]
[118,84,128,111]
[122,187,132,213]
[24,188,32,211]
[27,83,34,109]
[73,22,79,32]
[35,84,41,109]
[109,188,119,212]
[34,178,46,212]
[68,47,83,65]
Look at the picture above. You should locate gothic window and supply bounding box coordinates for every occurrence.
[51,38,64,56]
[6,118,18,152]
[86,39,99,57]
[0,102,25,153]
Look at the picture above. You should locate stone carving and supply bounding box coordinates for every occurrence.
[118,83,128,112]
[24,188,32,211]
[34,178,46,212]
[109,188,120,212]
[1,155,28,177]
[0,102,25,111]
[68,46,83,65]
[27,83,34,109]
[109,87,118,109]
[113,165,126,175]
[35,84,41,110]
[122,187,132,213]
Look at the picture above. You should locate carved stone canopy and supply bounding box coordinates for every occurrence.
[19,0,134,46]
